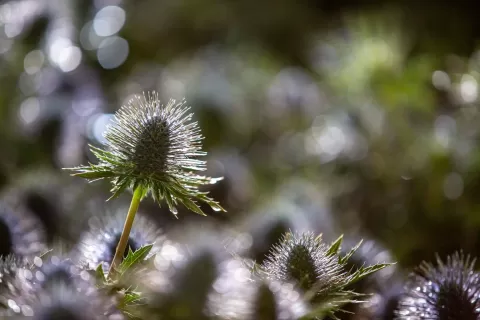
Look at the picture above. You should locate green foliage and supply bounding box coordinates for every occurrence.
[90,244,154,318]
[117,244,154,276]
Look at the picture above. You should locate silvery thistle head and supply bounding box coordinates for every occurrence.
[396,252,480,320]
[262,232,347,293]
[67,92,224,216]
[261,232,393,318]
[76,212,165,271]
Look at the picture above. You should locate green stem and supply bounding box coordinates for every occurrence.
[108,186,143,278]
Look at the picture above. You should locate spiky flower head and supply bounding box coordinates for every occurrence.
[67,92,224,216]
[139,250,218,319]
[260,232,392,318]
[30,254,84,292]
[261,232,347,293]
[75,212,165,271]
[396,252,480,320]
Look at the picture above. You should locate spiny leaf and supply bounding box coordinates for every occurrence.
[122,291,143,306]
[71,170,115,179]
[346,262,394,286]
[339,240,363,265]
[117,244,153,275]
[95,263,106,283]
[326,235,343,257]
[118,290,145,320]
[181,197,206,216]
[107,176,131,201]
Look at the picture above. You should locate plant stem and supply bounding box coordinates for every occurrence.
[108,186,143,278]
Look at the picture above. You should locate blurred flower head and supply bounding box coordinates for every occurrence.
[76,211,165,271]
[0,279,120,319]
[140,249,218,319]
[30,253,83,292]
[0,203,47,259]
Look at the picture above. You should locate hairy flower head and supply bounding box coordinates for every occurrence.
[75,211,165,271]
[262,232,346,293]
[396,252,480,320]
[261,232,392,317]
[67,92,224,216]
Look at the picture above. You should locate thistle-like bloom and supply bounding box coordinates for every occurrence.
[75,212,165,271]
[0,203,46,259]
[68,92,224,216]
[396,252,480,320]
[31,254,82,291]
[262,232,346,293]
[261,232,392,318]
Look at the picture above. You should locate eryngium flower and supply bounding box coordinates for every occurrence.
[75,212,165,271]
[396,252,480,320]
[207,258,309,320]
[0,280,122,319]
[0,203,46,259]
[30,254,82,291]
[68,92,224,216]
[262,232,346,292]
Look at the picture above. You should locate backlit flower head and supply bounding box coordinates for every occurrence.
[396,252,480,320]
[0,279,121,319]
[262,232,346,292]
[67,92,225,216]
[75,211,165,271]
[261,232,392,318]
